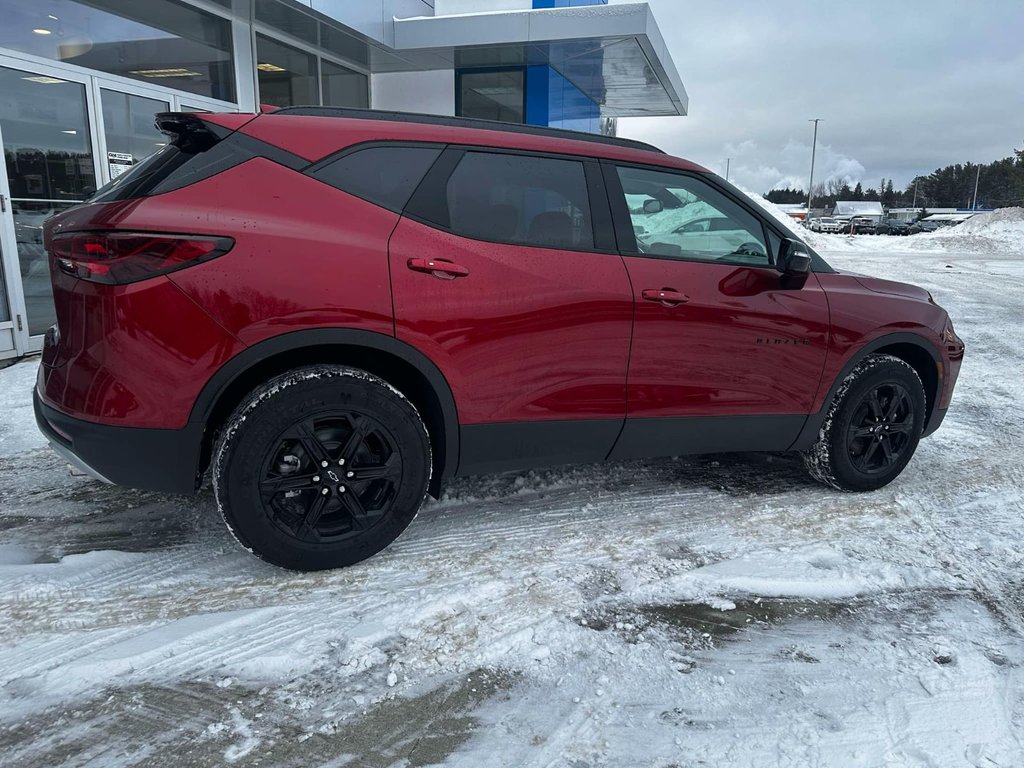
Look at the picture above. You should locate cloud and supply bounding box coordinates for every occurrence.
[612,0,1024,190]
[713,139,866,193]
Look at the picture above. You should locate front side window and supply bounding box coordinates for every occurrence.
[446,152,593,250]
[616,166,770,266]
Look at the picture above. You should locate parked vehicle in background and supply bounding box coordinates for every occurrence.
[810,217,843,233]
[850,217,878,234]
[664,215,767,259]
[875,218,910,236]
[908,219,942,234]
[34,108,964,571]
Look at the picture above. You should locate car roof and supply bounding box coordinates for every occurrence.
[233,108,708,173]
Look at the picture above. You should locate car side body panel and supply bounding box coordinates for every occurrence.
[388,216,634,425]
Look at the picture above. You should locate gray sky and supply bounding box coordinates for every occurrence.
[614,0,1024,194]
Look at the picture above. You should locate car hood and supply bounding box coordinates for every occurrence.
[851,275,933,302]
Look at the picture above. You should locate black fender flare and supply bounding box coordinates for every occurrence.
[789,331,942,451]
[188,328,460,483]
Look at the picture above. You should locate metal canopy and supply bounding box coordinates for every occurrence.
[390,3,688,117]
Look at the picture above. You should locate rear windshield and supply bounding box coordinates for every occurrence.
[87,145,192,203]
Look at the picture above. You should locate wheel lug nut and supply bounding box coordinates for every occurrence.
[321,460,329,468]
[346,471,354,478]
[338,485,346,493]
[321,487,330,495]
[313,475,320,483]
[338,458,345,466]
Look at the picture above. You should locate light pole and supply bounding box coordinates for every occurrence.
[725,157,730,182]
[806,118,822,216]
[971,165,981,210]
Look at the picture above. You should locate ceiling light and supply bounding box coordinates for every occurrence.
[128,67,201,78]
[48,14,59,20]
[257,63,285,72]
[61,129,77,135]
[32,27,52,35]
[21,75,66,84]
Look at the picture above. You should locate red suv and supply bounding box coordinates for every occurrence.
[35,108,964,570]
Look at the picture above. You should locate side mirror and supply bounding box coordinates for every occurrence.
[779,238,812,276]
[642,199,663,214]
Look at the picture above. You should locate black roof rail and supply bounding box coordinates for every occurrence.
[271,106,665,154]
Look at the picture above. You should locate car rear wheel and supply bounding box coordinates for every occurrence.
[214,366,431,570]
[802,354,925,491]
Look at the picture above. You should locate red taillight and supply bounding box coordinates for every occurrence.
[51,232,233,285]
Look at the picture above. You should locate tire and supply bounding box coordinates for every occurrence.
[802,354,926,492]
[213,365,431,571]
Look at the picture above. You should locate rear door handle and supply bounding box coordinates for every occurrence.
[407,257,469,279]
[641,288,689,306]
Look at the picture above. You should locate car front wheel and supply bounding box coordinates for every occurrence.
[214,365,431,570]
[802,354,926,491]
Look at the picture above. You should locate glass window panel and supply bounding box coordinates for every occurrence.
[0,241,10,323]
[0,0,235,102]
[321,60,368,108]
[256,35,318,108]
[457,70,525,123]
[312,146,441,212]
[319,23,370,68]
[0,66,95,335]
[616,166,770,265]
[446,152,593,250]
[101,90,171,178]
[255,0,317,45]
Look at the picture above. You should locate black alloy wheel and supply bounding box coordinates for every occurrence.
[845,382,915,475]
[215,366,431,571]
[259,411,403,543]
[802,354,926,491]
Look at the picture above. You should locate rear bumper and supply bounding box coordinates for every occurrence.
[34,387,203,494]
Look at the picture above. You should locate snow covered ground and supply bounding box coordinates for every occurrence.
[2,240,1024,766]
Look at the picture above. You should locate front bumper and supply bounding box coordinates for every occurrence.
[34,387,204,495]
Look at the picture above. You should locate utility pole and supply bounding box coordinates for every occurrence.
[971,165,981,210]
[806,118,822,216]
[912,180,918,209]
[725,158,730,182]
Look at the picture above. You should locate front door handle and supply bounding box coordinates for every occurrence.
[407,257,469,279]
[642,288,689,306]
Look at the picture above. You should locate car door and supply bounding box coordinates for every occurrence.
[603,163,831,459]
[390,147,633,475]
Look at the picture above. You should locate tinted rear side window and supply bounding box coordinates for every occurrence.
[88,144,189,203]
[445,151,594,250]
[311,146,442,212]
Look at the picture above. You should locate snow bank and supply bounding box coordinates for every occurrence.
[0,361,44,457]
[734,186,1024,256]
[926,206,1024,250]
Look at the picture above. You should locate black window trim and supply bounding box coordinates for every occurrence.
[403,144,621,256]
[601,159,835,273]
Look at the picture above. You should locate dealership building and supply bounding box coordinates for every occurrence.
[0,0,687,360]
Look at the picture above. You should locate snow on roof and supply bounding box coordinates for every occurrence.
[924,213,977,222]
[833,201,884,216]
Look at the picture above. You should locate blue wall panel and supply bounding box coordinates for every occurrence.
[525,64,600,133]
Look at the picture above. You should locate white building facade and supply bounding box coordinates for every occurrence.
[0,0,686,359]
